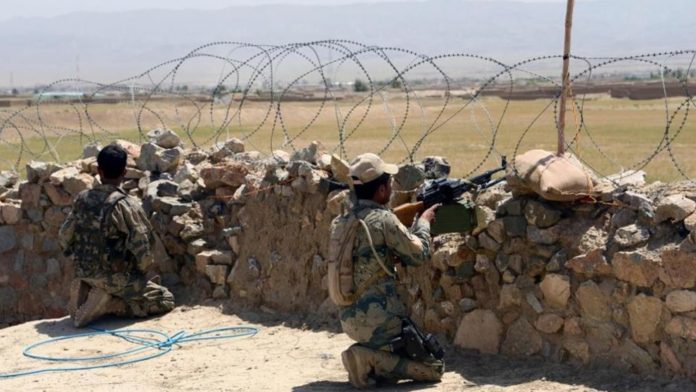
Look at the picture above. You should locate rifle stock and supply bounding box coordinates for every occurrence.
[393,201,425,227]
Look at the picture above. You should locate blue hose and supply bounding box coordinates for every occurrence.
[0,325,259,378]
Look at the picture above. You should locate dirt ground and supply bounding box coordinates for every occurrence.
[0,303,692,392]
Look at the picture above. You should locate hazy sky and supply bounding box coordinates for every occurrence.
[1,0,590,21]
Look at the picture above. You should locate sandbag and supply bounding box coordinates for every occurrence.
[507,149,596,201]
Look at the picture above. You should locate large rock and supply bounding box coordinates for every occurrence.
[147,128,181,149]
[684,212,696,232]
[82,142,102,158]
[526,225,560,245]
[563,337,590,364]
[431,243,466,270]
[136,143,182,173]
[498,284,523,309]
[654,194,696,223]
[195,250,233,272]
[1,202,22,224]
[453,309,503,354]
[114,140,142,159]
[611,208,637,228]
[486,219,506,243]
[660,342,682,374]
[666,290,696,313]
[575,281,611,321]
[291,141,323,164]
[565,249,612,277]
[627,294,664,343]
[199,162,249,189]
[205,265,229,285]
[478,231,500,252]
[524,200,561,228]
[173,162,197,184]
[210,138,246,161]
[393,164,425,190]
[613,224,650,248]
[539,274,570,309]
[26,161,64,183]
[617,340,656,373]
[535,313,564,334]
[19,183,42,208]
[659,247,696,288]
[63,173,96,195]
[665,316,696,340]
[48,167,80,186]
[43,184,72,206]
[503,216,527,237]
[501,317,543,356]
[0,170,18,190]
[0,226,17,253]
[611,250,661,287]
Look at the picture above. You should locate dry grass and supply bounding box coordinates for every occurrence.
[1,95,695,182]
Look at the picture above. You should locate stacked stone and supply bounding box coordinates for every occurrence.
[5,146,696,381]
[0,158,99,326]
[140,135,335,305]
[399,183,696,380]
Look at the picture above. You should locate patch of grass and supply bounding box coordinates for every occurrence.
[1,96,695,182]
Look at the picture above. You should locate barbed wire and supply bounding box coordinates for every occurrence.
[0,41,694,182]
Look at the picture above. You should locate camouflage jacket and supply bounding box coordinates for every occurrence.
[59,184,155,284]
[350,199,431,300]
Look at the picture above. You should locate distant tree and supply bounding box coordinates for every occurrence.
[390,78,402,89]
[213,85,227,98]
[353,79,368,92]
[11,88,18,95]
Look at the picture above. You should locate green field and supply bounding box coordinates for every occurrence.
[1,95,695,182]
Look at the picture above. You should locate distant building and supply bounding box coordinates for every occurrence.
[32,91,105,102]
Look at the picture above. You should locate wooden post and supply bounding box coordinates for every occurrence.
[557,0,575,156]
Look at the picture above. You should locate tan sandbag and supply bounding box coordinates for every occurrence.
[508,149,595,201]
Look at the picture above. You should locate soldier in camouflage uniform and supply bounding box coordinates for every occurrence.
[59,144,174,327]
[338,153,444,388]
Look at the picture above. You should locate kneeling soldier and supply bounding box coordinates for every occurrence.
[335,153,444,388]
[59,144,175,327]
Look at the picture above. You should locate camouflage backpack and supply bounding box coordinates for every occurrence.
[327,211,395,306]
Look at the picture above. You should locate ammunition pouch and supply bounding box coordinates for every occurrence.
[388,318,444,362]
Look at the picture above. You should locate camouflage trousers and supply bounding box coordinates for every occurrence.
[72,276,175,318]
[339,283,443,386]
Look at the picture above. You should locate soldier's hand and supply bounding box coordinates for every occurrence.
[421,203,441,223]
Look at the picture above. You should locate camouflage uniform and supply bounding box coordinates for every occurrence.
[338,199,443,386]
[59,184,174,319]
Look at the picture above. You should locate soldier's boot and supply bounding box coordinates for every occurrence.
[67,279,90,319]
[344,344,444,386]
[392,357,444,383]
[341,344,378,389]
[72,288,112,328]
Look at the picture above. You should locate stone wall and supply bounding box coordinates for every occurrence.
[1,132,696,380]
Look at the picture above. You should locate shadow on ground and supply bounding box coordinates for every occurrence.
[33,315,154,337]
[291,348,694,392]
[28,301,695,392]
[442,348,692,392]
[214,301,694,392]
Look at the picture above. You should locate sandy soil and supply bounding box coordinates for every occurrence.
[0,304,691,392]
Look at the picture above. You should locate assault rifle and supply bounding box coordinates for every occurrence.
[393,156,507,227]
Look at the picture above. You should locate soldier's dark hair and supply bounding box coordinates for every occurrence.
[97,144,128,179]
[354,173,391,200]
